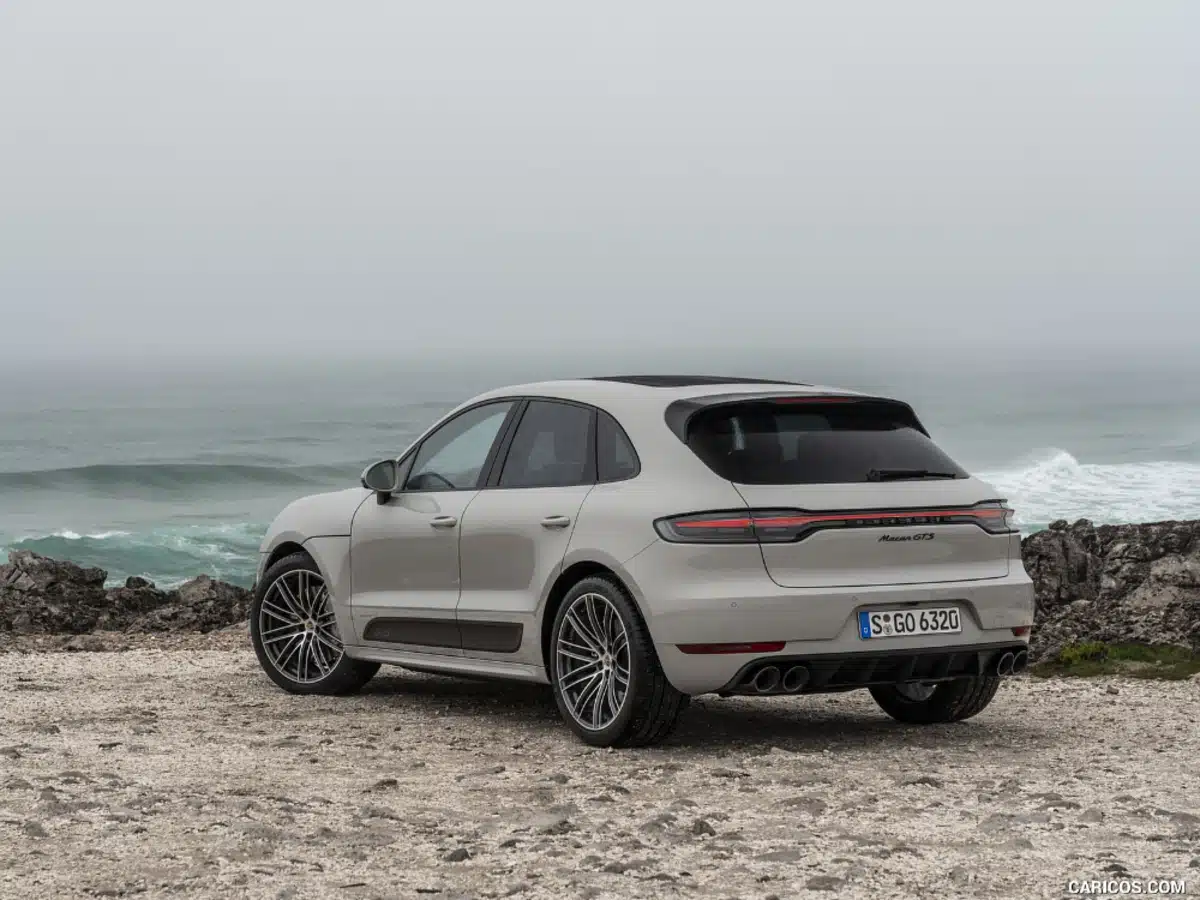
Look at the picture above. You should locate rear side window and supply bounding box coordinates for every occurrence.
[597,411,639,482]
[684,400,967,485]
[499,400,596,488]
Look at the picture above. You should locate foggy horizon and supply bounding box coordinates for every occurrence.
[2,2,1197,366]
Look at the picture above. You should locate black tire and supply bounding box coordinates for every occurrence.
[250,553,379,695]
[869,676,1001,725]
[550,575,689,748]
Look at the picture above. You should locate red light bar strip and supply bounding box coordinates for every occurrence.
[675,508,1006,529]
[677,641,786,655]
[771,396,860,404]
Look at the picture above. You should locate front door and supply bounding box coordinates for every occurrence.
[457,399,596,666]
[349,400,516,654]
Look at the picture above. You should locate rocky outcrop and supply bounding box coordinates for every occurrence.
[0,551,251,636]
[1022,519,1200,659]
[4,522,1200,660]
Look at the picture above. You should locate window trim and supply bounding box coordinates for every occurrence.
[488,397,598,490]
[398,399,522,493]
[393,395,642,494]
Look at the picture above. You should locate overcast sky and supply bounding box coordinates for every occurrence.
[0,2,1196,367]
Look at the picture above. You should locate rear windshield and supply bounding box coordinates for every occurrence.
[684,400,968,485]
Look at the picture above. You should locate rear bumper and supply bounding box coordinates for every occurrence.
[624,539,1035,695]
[717,641,1028,695]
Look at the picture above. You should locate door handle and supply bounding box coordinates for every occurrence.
[540,515,571,529]
[430,516,458,529]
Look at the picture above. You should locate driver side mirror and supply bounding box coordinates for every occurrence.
[361,459,400,504]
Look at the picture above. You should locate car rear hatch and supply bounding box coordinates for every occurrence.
[662,393,1014,588]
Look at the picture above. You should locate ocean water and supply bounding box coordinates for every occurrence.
[2,356,1198,588]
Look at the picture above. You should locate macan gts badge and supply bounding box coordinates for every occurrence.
[251,375,1036,747]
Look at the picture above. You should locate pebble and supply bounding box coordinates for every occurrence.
[2,648,1198,900]
[806,875,844,891]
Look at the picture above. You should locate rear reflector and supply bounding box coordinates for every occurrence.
[677,642,786,655]
[1011,626,1031,637]
[655,502,1018,544]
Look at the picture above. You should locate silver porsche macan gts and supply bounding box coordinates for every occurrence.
[251,375,1035,747]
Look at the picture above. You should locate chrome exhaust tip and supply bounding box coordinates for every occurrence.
[781,665,810,693]
[995,652,1015,677]
[1011,650,1029,675]
[752,666,782,694]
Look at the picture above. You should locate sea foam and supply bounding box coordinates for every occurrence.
[980,448,1200,529]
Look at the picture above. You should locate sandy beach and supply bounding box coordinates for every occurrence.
[2,641,1197,899]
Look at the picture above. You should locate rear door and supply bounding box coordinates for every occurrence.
[680,396,1012,588]
[457,399,596,666]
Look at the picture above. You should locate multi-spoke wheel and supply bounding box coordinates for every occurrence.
[258,567,343,683]
[549,575,689,747]
[555,592,631,732]
[250,553,379,695]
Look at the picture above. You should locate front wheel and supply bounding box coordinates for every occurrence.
[550,575,688,748]
[869,676,1001,724]
[250,553,379,695]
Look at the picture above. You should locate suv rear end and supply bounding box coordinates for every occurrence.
[620,387,1034,722]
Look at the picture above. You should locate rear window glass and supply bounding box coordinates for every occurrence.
[684,401,968,485]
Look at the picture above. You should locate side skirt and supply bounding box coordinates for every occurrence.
[344,644,550,685]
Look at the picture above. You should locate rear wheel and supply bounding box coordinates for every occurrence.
[870,676,1001,724]
[250,553,379,695]
[550,575,688,747]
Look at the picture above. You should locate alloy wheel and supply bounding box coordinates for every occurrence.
[555,592,631,731]
[258,569,344,684]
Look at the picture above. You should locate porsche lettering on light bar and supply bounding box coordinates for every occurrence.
[654,502,1017,544]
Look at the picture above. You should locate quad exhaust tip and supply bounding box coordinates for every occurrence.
[1011,650,1029,675]
[781,665,810,693]
[751,666,781,693]
[995,652,1015,677]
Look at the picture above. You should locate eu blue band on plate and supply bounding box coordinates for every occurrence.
[858,611,872,639]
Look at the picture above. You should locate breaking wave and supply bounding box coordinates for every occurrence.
[3,523,266,588]
[979,448,1200,531]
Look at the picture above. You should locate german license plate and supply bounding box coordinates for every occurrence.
[858,607,961,639]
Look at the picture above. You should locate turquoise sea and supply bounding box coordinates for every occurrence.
[3,355,1198,588]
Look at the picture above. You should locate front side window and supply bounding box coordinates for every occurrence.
[406,401,514,491]
[499,400,595,488]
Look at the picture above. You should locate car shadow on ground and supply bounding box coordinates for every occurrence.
[352,669,1052,754]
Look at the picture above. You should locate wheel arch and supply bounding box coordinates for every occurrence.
[263,540,308,575]
[538,553,649,677]
[259,536,356,646]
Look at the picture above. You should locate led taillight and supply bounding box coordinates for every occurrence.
[655,502,1018,544]
[975,501,1018,535]
[653,511,794,544]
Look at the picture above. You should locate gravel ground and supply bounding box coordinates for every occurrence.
[1,643,1198,900]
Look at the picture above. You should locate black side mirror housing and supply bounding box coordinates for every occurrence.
[361,459,399,503]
